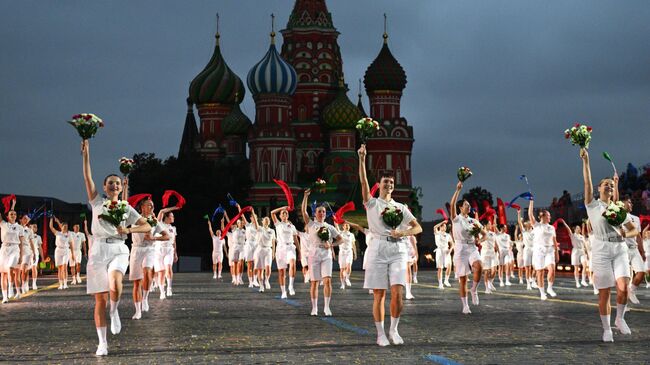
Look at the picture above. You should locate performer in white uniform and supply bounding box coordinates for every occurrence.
[358,144,422,346]
[81,139,151,356]
[433,221,453,289]
[1,203,26,302]
[49,217,74,290]
[450,181,485,315]
[129,198,168,319]
[301,189,343,317]
[622,197,645,304]
[242,209,259,288]
[579,148,638,342]
[19,215,36,293]
[404,235,418,299]
[559,219,588,288]
[208,218,226,279]
[644,226,650,274]
[517,209,535,290]
[346,221,373,294]
[253,216,275,293]
[29,223,43,290]
[155,209,179,298]
[225,210,246,286]
[496,224,512,286]
[528,199,559,300]
[336,223,356,290]
[513,226,525,284]
[69,224,87,285]
[480,222,499,294]
[298,229,310,283]
[272,206,300,297]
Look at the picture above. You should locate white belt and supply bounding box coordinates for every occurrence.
[376,235,404,243]
[594,235,624,243]
[1,242,19,247]
[96,238,125,244]
[457,239,475,245]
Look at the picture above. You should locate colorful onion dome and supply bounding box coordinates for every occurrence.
[247,32,297,96]
[363,32,407,92]
[222,103,252,136]
[323,81,362,130]
[189,28,245,105]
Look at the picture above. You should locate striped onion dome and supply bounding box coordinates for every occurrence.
[222,103,252,136]
[189,32,245,105]
[323,82,362,130]
[247,34,297,96]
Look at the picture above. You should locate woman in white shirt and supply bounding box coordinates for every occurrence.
[433,220,451,289]
[335,223,357,290]
[272,206,300,297]
[49,217,74,290]
[579,148,638,342]
[154,208,179,299]
[517,209,535,290]
[1,200,26,302]
[253,216,275,293]
[559,219,588,288]
[496,224,512,286]
[208,218,226,279]
[29,223,43,290]
[242,209,259,288]
[480,221,499,294]
[528,199,559,301]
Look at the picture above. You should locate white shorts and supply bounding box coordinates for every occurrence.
[254,247,272,270]
[276,245,297,269]
[21,252,34,268]
[571,249,586,266]
[591,239,630,289]
[453,242,481,279]
[481,254,498,269]
[629,248,645,273]
[154,246,174,272]
[363,238,408,289]
[86,240,130,294]
[646,256,650,271]
[338,250,353,268]
[498,251,512,266]
[435,249,448,269]
[309,251,333,282]
[212,250,223,264]
[533,246,555,271]
[244,242,256,262]
[231,245,245,262]
[228,245,234,264]
[445,253,452,269]
[129,246,155,281]
[54,247,70,267]
[300,245,309,267]
[0,245,21,273]
[69,250,82,266]
[516,252,524,267]
[523,247,533,267]
[33,253,40,267]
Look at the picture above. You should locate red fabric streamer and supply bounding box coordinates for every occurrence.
[470,200,479,212]
[435,208,448,221]
[127,193,152,208]
[479,208,496,222]
[162,190,186,209]
[497,198,507,225]
[333,201,356,224]
[2,194,16,214]
[220,206,253,239]
[639,215,650,223]
[369,183,379,197]
[552,218,565,230]
[509,203,521,211]
[273,179,294,211]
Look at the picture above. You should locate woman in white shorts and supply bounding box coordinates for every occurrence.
[1,204,25,302]
[19,216,35,293]
[272,206,299,297]
[129,197,168,319]
[580,148,639,342]
[621,197,645,304]
[30,223,43,290]
[225,210,246,286]
[335,222,356,290]
[496,224,512,287]
[513,226,525,284]
[346,221,373,294]
[404,235,418,299]
[81,139,151,356]
[299,230,310,283]
[528,199,559,301]
[450,181,485,314]
[301,189,342,317]
[49,217,74,290]
[242,209,259,288]
[480,222,499,294]
[559,219,588,288]
[433,221,453,289]
[69,224,86,285]
[644,226,650,273]
[253,216,275,293]
[208,218,226,279]
[155,208,179,299]
[517,209,535,290]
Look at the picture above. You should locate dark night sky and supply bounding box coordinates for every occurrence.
[1,1,649,220]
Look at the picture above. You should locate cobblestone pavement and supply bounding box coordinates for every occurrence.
[1,271,649,364]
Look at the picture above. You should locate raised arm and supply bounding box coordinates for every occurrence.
[122,177,129,201]
[207,220,215,238]
[344,220,365,233]
[527,199,537,224]
[301,189,312,225]
[612,174,620,202]
[49,217,60,235]
[251,210,259,230]
[270,206,288,226]
[220,217,226,232]
[81,140,98,201]
[358,144,370,204]
[450,181,463,220]
[580,148,593,205]
[157,206,180,222]
[236,203,248,225]
[433,220,447,232]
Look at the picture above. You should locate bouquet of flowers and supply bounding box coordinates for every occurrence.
[67,113,104,139]
[356,117,380,144]
[119,157,135,175]
[469,222,482,238]
[457,166,472,182]
[602,201,627,227]
[316,226,330,242]
[146,216,158,228]
[99,199,129,227]
[313,178,327,193]
[564,123,592,149]
[381,205,404,229]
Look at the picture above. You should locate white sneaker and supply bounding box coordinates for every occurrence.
[1,298,7,304]
[470,289,479,305]
[438,282,444,290]
[345,278,352,287]
[14,292,21,299]
[646,282,650,289]
[324,307,332,316]
[71,278,77,285]
[310,308,318,316]
[304,276,309,283]
[281,292,287,299]
[405,292,415,300]
[531,281,538,289]
[95,343,108,356]
[289,286,295,296]
[628,287,640,304]
[615,319,632,335]
[576,282,581,288]
[505,280,512,286]
[368,289,373,295]
[132,311,141,320]
[581,280,588,287]
[526,283,532,290]
[547,288,557,297]
[485,288,492,294]
[253,280,260,288]
[593,287,599,295]
[213,273,217,279]
[412,277,418,284]
[217,274,222,279]
[389,331,404,345]
[519,278,523,284]
[489,282,496,291]
[259,286,264,293]
[32,283,38,290]
[340,284,346,290]
[248,282,254,288]
[160,290,166,300]
[77,274,82,283]
[110,310,121,335]
[602,329,614,342]
[63,283,68,289]
[377,334,390,347]
[166,288,172,297]
[499,281,504,287]
[444,279,451,287]
[142,299,149,312]
[265,281,270,290]
[462,306,472,314]
[58,285,63,290]
[540,292,548,301]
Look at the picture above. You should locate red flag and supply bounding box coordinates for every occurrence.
[220,206,253,239]
[42,214,48,260]
[479,208,496,222]
[128,193,152,208]
[162,190,186,209]
[2,194,16,214]
[435,208,448,221]
[333,202,355,224]
[273,179,294,211]
[497,198,507,225]
[369,183,379,197]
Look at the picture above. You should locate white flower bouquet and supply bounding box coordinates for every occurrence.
[68,113,104,139]
[99,200,129,227]
[355,117,380,144]
[602,201,627,227]
[564,123,592,149]
[119,157,135,175]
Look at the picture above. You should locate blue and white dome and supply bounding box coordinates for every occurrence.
[247,40,297,96]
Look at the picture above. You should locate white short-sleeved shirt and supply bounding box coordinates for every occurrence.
[435,232,452,250]
[89,195,142,240]
[256,227,275,248]
[624,214,641,249]
[481,236,496,256]
[339,231,355,252]
[586,199,631,240]
[496,233,511,252]
[643,238,650,258]
[365,197,416,237]
[21,226,33,250]
[0,221,23,245]
[570,234,586,252]
[228,228,246,247]
[307,220,340,257]
[132,219,165,247]
[32,234,42,253]
[298,231,310,253]
[70,231,86,251]
[55,232,72,249]
[245,223,258,243]
[212,235,225,252]
[159,223,176,248]
[515,240,524,253]
[275,221,297,246]
[452,214,480,243]
[522,230,534,249]
[363,228,373,246]
[532,223,555,248]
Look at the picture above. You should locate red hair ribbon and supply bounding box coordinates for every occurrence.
[2,194,16,214]
[127,193,152,208]
[162,190,186,209]
[435,208,448,221]
[273,179,294,211]
[369,183,379,197]
[333,201,355,224]
[220,206,253,239]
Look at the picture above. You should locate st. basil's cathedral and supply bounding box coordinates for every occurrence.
[178,0,415,216]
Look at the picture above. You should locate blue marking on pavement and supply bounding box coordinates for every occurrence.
[424,354,462,365]
[320,317,370,336]
[274,295,303,307]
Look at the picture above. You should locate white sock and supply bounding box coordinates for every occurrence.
[575,277,580,284]
[96,326,107,345]
[470,281,478,292]
[281,285,286,294]
[341,278,346,286]
[630,284,638,291]
[616,304,626,321]
[110,300,119,315]
[600,314,611,330]
[460,296,468,307]
[324,296,331,309]
[538,287,545,296]
[548,282,554,290]
[375,321,386,336]
[134,301,142,314]
[2,289,7,300]
[389,316,400,334]
[143,290,149,301]
[413,273,417,280]
[33,279,36,286]
[581,271,586,282]
[311,297,318,311]
[289,277,294,287]
[166,277,172,289]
